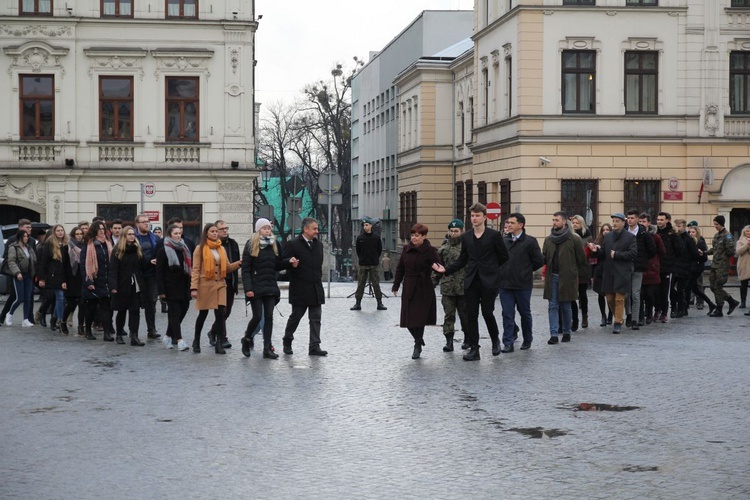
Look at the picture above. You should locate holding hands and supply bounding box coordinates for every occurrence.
[432,263,445,273]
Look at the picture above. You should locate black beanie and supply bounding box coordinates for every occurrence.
[713,215,725,227]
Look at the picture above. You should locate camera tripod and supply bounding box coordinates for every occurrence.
[347,280,389,299]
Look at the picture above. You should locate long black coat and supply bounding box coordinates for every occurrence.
[282,235,325,306]
[392,240,441,328]
[445,228,509,290]
[80,240,111,300]
[65,241,83,299]
[36,242,69,290]
[241,239,288,299]
[155,245,191,302]
[108,244,146,311]
[597,229,637,294]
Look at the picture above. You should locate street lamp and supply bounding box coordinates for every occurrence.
[256,161,273,189]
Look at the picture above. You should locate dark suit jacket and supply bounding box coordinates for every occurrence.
[282,235,325,306]
[445,227,509,290]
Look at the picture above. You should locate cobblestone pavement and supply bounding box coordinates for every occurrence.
[1,284,749,499]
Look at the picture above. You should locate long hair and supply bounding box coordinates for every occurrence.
[114,226,143,259]
[571,215,589,237]
[84,221,107,243]
[45,224,68,261]
[595,223,612,245]
[198,223,217,249]
[742,225,750,240]
[249,231,278,257]
[688,225,702,244]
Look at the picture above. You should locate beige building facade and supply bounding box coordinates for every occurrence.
[397,0,750,243]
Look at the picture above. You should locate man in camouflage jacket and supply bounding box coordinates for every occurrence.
[706,215,740,316]
[433,219,467,351]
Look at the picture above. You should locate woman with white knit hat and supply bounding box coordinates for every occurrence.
[240,218,297,359]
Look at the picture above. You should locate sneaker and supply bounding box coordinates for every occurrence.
[4,315,12,326]
[547,336,559,345]
[22,319,34,328]
[561,333,571,342]
[164,337,173,349]
[177,340,189,351]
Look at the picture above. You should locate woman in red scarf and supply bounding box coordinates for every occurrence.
[80,221,114,341]
[190,223,241,353]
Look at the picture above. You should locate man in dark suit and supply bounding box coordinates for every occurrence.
[282,217,328,356]
[434,203,509,361]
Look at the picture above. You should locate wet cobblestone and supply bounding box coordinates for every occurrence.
[1,285,749,499]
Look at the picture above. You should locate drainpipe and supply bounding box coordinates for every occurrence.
[451,71,456,219]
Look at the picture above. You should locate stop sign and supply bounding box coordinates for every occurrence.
[486,201,502,220]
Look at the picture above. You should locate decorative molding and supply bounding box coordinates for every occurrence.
[152,49,213,79]
[0,25,72,37]
[4,41,69,78]
[225,84,244,97]
[622,37,663,52]
[229,48,240,74]
[84,48,147,79]
[174,184,192,203]
[704,105,719,136]
[491,49,500,67]
[53,196,61,223]
[480,55,488,69]
[728,38,750,51]
[503,43,512,59]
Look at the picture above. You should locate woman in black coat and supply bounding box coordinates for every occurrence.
[80,221,113,341]
[392,223,442,359]
[109,226,146,346]
[62,226,85,335]
[36,224,69,332]
[240,218,292,359]
[156,224,193,351]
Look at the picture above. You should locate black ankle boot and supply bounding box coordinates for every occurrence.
[85,328,96,340]
[130,335,145,346]
[443,333,454,352]
[207,329,216,347]
[412,344,422,359]
[241,337,252,357]
[39,314,47,328]
[60,321,69,334]
[192,334,201,353]
[463,346,480,361]
[350,300,362,311]
[376,301,387,310]
[50,317,58,332]
[215,340,226,354]
[102,331,114,342]
[115,335,125,344]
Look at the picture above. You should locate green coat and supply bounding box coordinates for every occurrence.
[707,228,734,272]
[434,237,465,296]
[542,232,586,302]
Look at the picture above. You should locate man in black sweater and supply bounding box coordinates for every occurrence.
[351,217,386,311]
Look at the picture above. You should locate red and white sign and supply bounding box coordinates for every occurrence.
[144,211,160,222]
[486,201,502,220]
[668,177,679,192]
[663,191,683,201]
[143,183,156,197]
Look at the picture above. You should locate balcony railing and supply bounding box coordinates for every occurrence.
[725,116,750,137]
[99,145,134,162]
[13,143,60,162]
[165,145,200,163]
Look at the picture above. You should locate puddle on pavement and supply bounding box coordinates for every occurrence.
[84,358,119,369]
[622,465,659,473]
[23,406,59,414]
[506,427,568,439]
[559,403,641,412]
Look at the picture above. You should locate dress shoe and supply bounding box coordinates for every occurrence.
[727,298,739,315]
[613,323,622,334]
[547,336,559,345]
[492,343,502,356]
[519,343,531,350]
[411,345,421,359]
[283,341,293,355]
[147,330,161,339]
[263,348,279,359]
[462,347,480,361]
[376,302,387,310]
[500,344,514,353]
[115,335,125,345]
[241,337,252,357]
[130,336,145,346]
[309,346,328,356]
[561,333,571,342]
[102,331,114,342]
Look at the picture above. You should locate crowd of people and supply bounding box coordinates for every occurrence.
[0,215,329,359]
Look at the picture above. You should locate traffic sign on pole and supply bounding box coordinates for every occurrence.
[486,201,502,220]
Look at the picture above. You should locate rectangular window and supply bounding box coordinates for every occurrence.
[97,204,137,227]
[482,68,489,124]
[563,0,595,4]
[464,180,474,223]
[561,180,598,230]
[506,56,512,117]
[625,51,658,114]
[164,204,202,244]
[166,0,197,18]
[562,50,596,113]
[20,75,54,140]
[166,77,199,142]
[626,0,657,5]
[624,180,660,222]
[732,0,750,6]
[455,182,464,222]
[730,51,750,114]
[102,0,132,16]
[399,191,417,241]
[458,101,465,144]
[100,76,133,141]
[477,181,488,205]
[20,0,52,15]
[499,179,511,223]
[468,97,474,142]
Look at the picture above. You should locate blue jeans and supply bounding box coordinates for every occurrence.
[10,274,34,321]
[52,289,65,320]
[548,273,572,336]
[499,288,533,346]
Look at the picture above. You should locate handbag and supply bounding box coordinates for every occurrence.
[0,258,11,276]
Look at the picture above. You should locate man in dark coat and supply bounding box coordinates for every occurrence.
[134,214,160,339]
[351,216,386,311]
[543,211,587,344]
[282,217,328,356]
[498,213,544,352]
[656,212,684,322]
[434,203,509,361]
[589,213,637,333]
[626,209,656,329]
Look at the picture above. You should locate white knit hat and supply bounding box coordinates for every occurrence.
[255,218,272,232]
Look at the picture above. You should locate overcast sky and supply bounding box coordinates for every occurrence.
[254,0,474,110]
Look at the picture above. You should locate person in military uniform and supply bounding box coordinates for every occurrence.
[433,219,467,352]
[350,217,386,311]
[705,215,740,317]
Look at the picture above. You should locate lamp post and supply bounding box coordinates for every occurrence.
[253,161,274,221]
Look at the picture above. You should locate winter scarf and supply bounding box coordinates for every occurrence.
[201,238,227,280]
[68,239,83,275]
[165,236,192,275]
[85,236,112,281]
[548,224,571,245]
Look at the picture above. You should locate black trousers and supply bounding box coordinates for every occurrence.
[165,299,190,340]
[209,286,235,340]
[284,304,322,348]
[463,277,500,348]
[195,306,226,346]
[658,273,671,314]
[246,295,276,349]
[85,297,113,334]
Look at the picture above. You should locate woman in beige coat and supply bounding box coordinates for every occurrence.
[736,224,750,311]
[191,223,241,354]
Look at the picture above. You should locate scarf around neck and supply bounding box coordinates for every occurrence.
[165,236,192,275]
[201,237,227,280]
[68,239,83,274]
[85,236,112,281]
[549,224,570,245]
